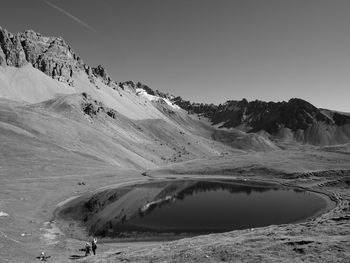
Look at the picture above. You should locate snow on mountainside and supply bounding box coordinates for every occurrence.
[0,26,279,171]
[0,63,171,120]
[1,25,350,146]
[0,26,179,120]
[136,88,180,110]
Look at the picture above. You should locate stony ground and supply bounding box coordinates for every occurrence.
[1,146,350,262]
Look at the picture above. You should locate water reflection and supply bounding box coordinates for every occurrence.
[175,180,276,199]
[139,180,278,217]
[75,179,328,239]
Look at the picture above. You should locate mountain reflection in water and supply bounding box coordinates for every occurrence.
[90,179,327,238]
[59,179,329,239]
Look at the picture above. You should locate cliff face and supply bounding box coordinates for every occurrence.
[0,27,27,67]
[0,27,114,87]
[20,30,81,85]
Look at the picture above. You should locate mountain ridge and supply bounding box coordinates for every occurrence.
[0,26,115,87]
[1,26,350,146]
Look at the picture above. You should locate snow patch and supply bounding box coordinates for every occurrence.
[0,211,9,217]
[136,88,180,109]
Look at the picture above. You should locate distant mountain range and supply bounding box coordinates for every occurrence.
[171,96,350,131]
[1,26,350,149]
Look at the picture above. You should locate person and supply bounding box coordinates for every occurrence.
[37,252,50,261]
[91,237,97,255]
[85,242,91,256]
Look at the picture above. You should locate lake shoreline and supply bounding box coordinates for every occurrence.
[54,175,337,243]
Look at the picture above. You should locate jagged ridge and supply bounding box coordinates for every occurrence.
[1,26,350,145]
[0,26,114,87]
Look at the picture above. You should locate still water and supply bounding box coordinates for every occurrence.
[113,179,328,234]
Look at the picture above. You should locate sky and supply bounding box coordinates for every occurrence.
[1,0,350,112]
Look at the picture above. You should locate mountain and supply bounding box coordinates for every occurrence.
[0,26,173,120]
[0,26,111,86]
[1,25,350,158]
[169,96,350,145]
[1,26,350,263]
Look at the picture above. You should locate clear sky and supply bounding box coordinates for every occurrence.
[1,0,350,111]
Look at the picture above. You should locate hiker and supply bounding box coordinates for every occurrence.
[91,237,97,255]
[37,252,50,261]
[85,242,91,256]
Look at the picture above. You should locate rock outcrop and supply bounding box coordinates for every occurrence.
[0,26,116,87]
[0,27,27,66]
[0,27,84,85]
[20,30,82,86]
[91,65,113,85]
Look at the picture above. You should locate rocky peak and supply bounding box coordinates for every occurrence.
[0,26,27,66]
[91,65,113,85]
[170,96,350,134]
[18,29,81,86]
[0,26,115,88]
[211,98,336,132]
[118,81,136,90]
